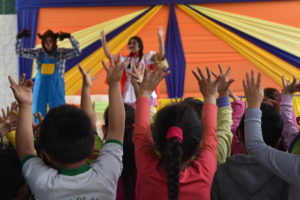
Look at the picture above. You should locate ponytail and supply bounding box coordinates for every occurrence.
[162,138,183,200]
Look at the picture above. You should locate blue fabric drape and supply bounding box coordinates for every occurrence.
[17,8,39,79]
[187,4,300,68]
[165,5,186,98]
[65,7,153,72]
[16,0,272,10]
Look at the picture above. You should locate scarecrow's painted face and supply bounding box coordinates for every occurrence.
[43,37,56,52]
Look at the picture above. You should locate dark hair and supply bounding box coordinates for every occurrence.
[0,148,24,199]
[238,103,283,149]
[264,88,279,101]
[152,103,203,200]
[128,36,144,60]
[182,97,204,118]
[38,29,58,53]
[38,105,95,164]
[104,104,136,200]
[296,116,300,126]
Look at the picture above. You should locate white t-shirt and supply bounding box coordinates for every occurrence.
[121,51,157,104]
[22,142,123,200]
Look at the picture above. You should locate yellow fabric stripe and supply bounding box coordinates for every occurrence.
[178,4,300,86]
[190,4,300,57]
[35,8,147,49]
[65,5,162,95]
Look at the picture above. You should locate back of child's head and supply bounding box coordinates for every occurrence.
[152,103,203,200]
[238,102,283,149]
[104,104,136,200]
[182,97,203,118]
[39,105,95,164]
[0,148,24,199]
[264,87,279,101]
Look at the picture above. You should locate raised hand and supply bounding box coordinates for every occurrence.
[79,65,97,88]
[102,55,128,85]
[192,66,220,103]
[100,30,106,42]
[229,89,241,101]
[8,74,34,105]
[212,64,235,97]
[140,69,170,98]
[128,62,145,84]
[243,71,264,109]
[58,31,71,41]
[16,29,31,39]
[158,26,164,38]
[281,76,300,95]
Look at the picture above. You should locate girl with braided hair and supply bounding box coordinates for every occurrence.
[133,66,219,200]
[16,29,81,120]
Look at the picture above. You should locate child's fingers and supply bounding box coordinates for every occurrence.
[197,67,206,81]
[102,61,109,71]
[192,70,202,82]
[256,73,262,88]
[281,76,286,87]
[206,67,212,81]
[251,70,255,85]
[19,73,26,85]
[218,64,224,75]
[225,66,231,78]
[8,76,17,86]
[245,72,250,86]
[211,71,218,79]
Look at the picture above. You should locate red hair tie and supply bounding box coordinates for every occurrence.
[167,126,183,143]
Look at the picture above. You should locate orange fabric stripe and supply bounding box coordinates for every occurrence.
[36,6,148,45]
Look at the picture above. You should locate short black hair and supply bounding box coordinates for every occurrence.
[0,148,24,199]
[238,102,283,148]
[39,105,95,164]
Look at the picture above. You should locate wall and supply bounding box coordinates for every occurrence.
[0,0,18,108]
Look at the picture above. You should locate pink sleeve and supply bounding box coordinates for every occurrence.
[194,104,218,177]
[230,100,245,155]
[133,97,157,174]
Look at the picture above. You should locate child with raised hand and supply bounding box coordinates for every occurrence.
[134,66,219,200]
[243,71,300,200]
[280,76,300,154]
[8,55,125,200]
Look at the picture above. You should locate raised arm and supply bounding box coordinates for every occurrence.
[16,29,39,59]
[244,71,300,184]
[280,76,300,148]
[8,74,36,160]
[60,34,81,60]
[102,56,127,143]
[192,66,219,172]
[229,90,245,155]
[157,27,165,60]
[212,65,234,164]
[79,65,97,132]
[100,30,118,62]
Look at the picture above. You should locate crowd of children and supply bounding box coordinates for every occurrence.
[1,28,300,200]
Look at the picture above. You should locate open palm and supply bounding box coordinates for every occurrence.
[8,74,33,105]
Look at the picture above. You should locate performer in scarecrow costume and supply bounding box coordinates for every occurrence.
[16,29,81,119]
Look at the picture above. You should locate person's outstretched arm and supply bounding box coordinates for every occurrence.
[102,56,127,143]
[100,30,118,62]
[79,65,97,132]
[280,76,300,148]
[244,72,300,184]
[213,65,234,164]
[8,74,36,160]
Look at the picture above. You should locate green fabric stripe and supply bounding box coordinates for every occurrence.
[59,163,90,176]
[21,155,38,166]
[105,139,123,147]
